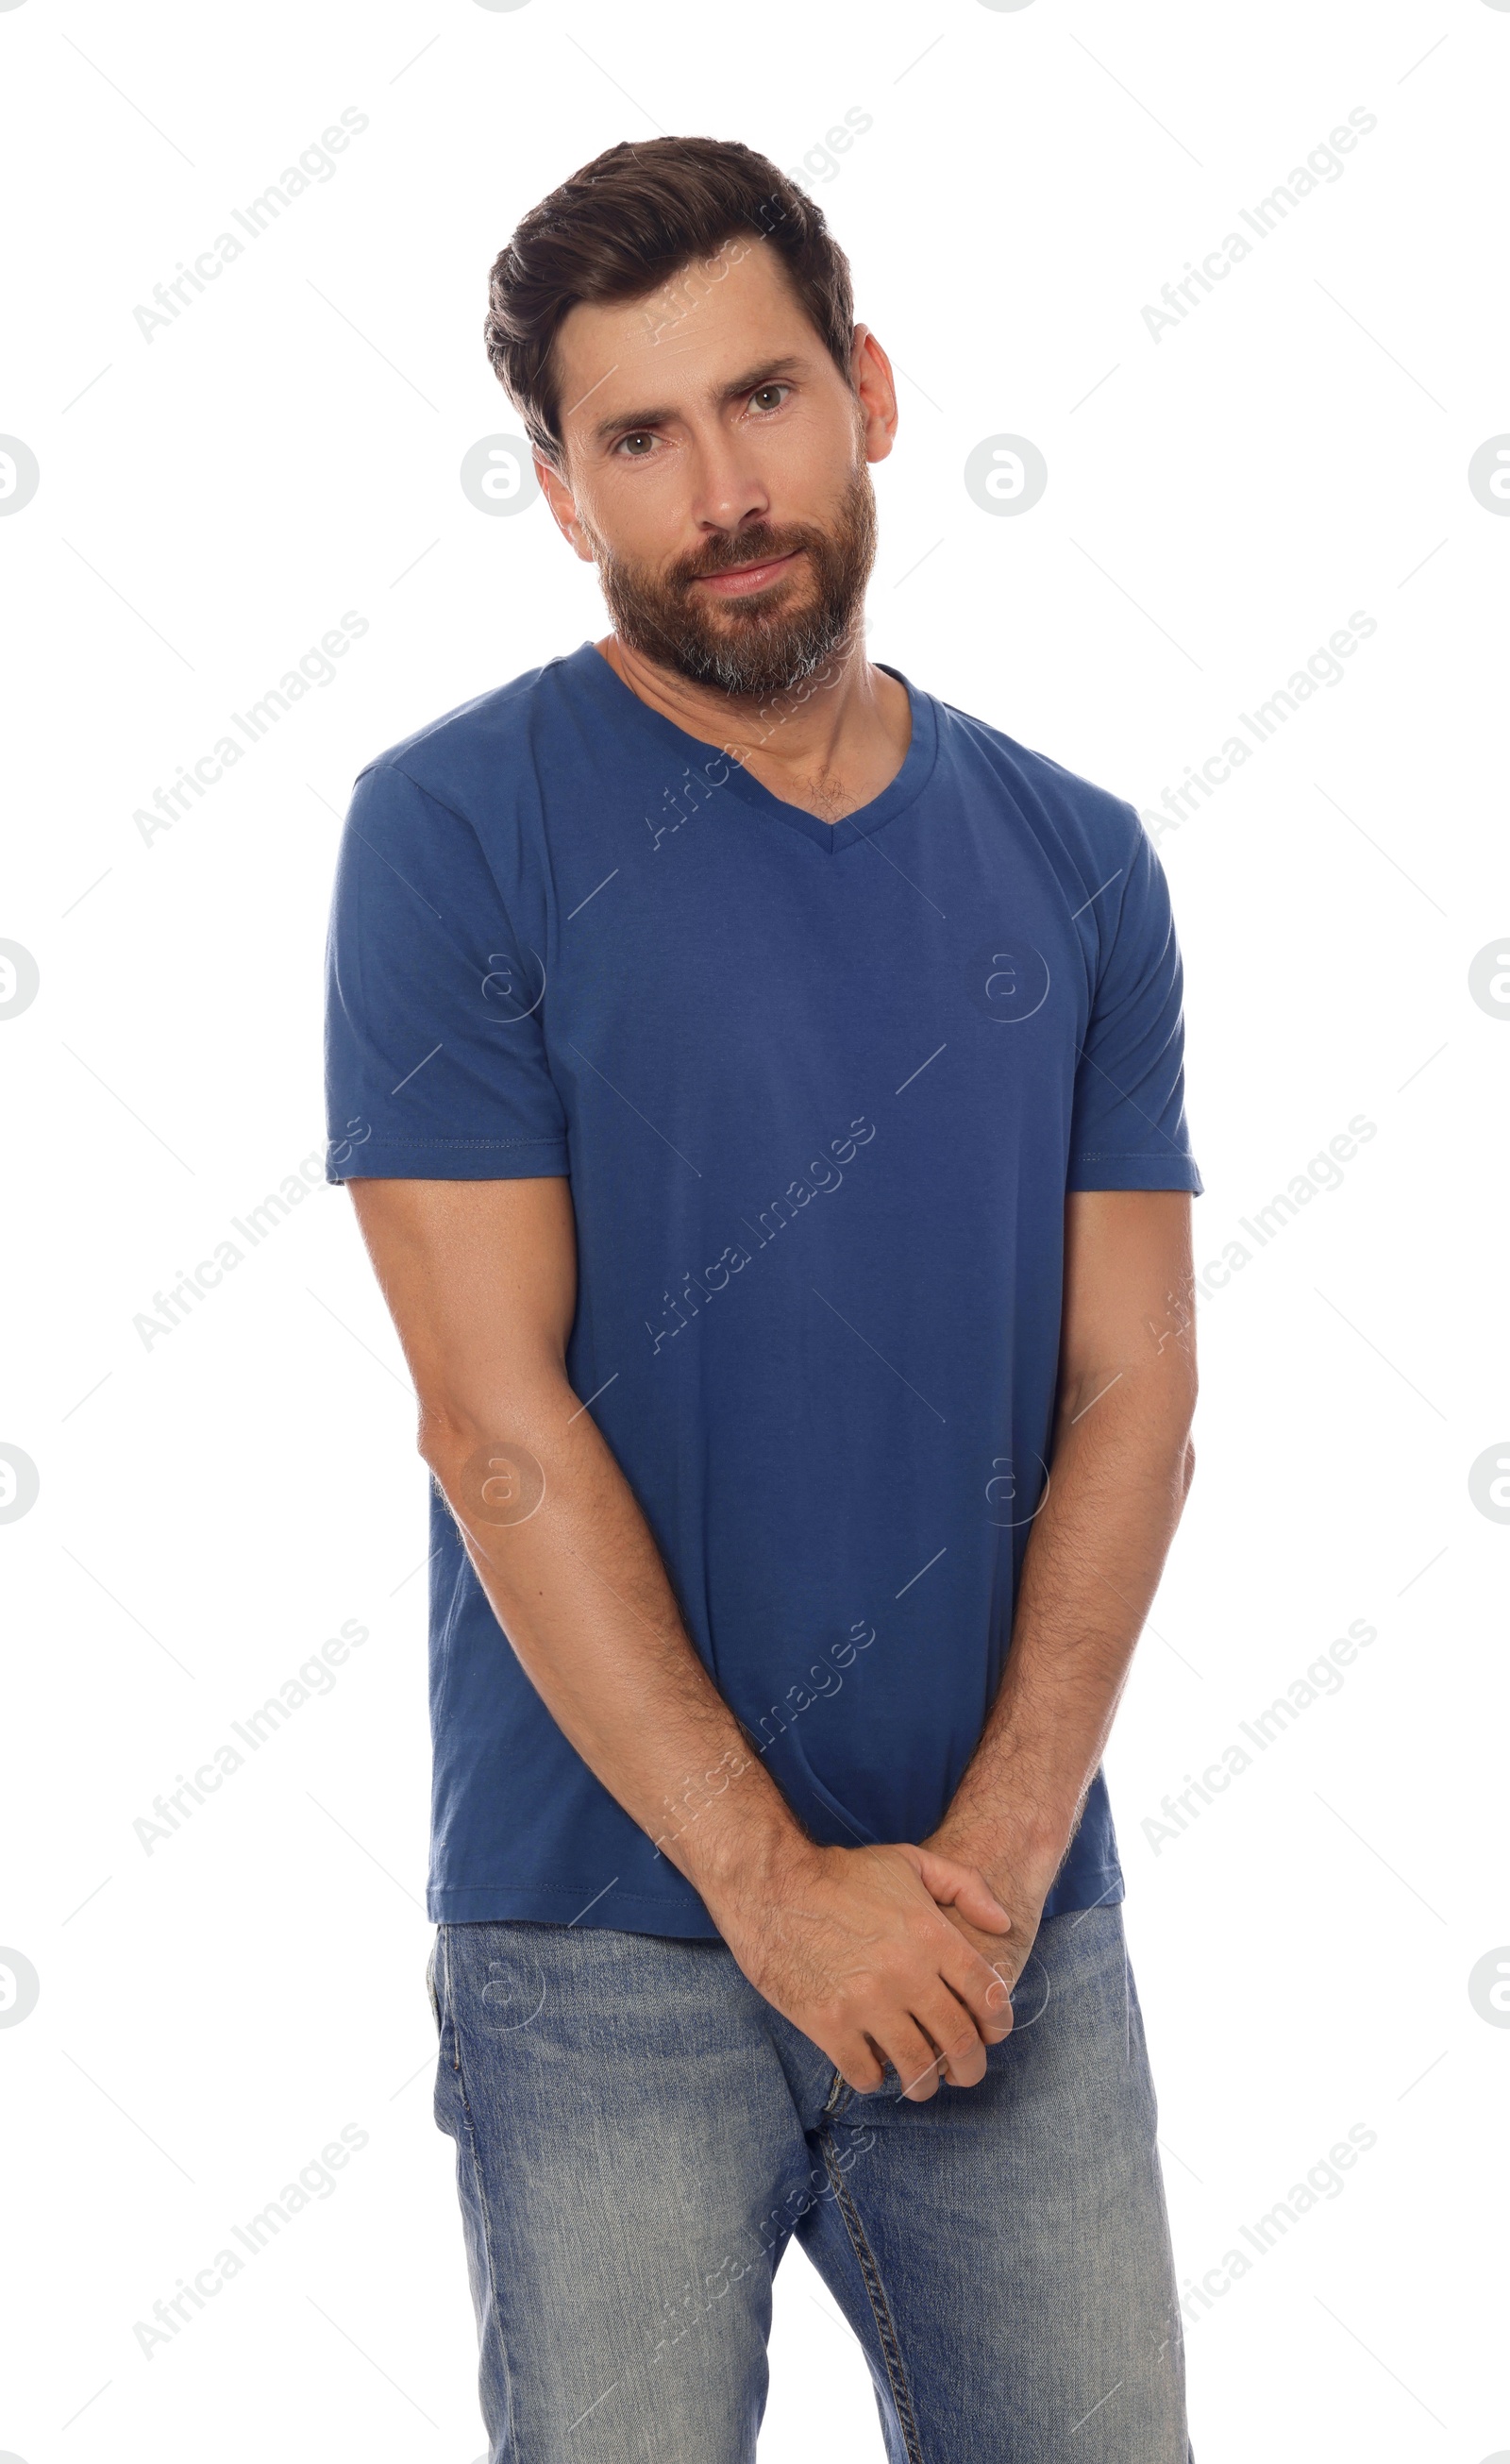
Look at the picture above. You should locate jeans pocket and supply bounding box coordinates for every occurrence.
[426,1932,442,2033]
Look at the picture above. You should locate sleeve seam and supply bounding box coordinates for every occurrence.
[382,760,484,841]
[331,1136,566,1150]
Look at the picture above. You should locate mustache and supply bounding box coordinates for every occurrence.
[668,528,814,586]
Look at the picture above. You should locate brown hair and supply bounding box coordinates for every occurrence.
[484,137,856,464]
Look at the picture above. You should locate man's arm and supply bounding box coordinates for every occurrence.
[346,1173,1016,2099]
[925,1189,1199,1975]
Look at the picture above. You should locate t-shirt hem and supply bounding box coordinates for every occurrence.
[428,1865,1126,1933]
[327,1137,571,1187]
[1066,1155,1203,1195]
[1041,1863,1126,1919]
[428,1880,721,1936]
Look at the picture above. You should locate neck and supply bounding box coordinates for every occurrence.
[595,626,911,820]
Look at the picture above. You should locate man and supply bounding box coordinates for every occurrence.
[325,135,1200,2464]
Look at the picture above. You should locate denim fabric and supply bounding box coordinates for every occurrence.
[427,1904,1193,2463]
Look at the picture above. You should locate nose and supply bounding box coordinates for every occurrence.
[684,420,772,541]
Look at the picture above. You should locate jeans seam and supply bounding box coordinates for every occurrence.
[442,1926,517,2452]
[820,2067,853,2120]
[818,2128,925,2464]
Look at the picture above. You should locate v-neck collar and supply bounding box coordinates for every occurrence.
[562,638,939,854]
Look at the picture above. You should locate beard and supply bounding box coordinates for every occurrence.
[586,461,879,702]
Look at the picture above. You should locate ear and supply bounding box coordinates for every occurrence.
[536,454,595,561]
[849,324,898,465]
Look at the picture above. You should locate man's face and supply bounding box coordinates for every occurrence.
[539,239,895,700]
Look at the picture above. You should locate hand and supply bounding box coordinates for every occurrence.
[918,1826,1058,2026]
[709,1839,1016,2101]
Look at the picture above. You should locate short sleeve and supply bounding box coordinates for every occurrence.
[1066,816,1202,1194]
[323,760,570,1184]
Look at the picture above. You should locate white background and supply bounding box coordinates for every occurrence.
[2,0,1506,2456]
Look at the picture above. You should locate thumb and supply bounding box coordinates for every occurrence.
[913,1848,1012,1934]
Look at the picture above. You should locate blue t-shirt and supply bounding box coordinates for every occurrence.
[324,640,1201,1936]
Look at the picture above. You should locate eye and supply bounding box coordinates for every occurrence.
[747,383,790,413]
[614,430,658,457]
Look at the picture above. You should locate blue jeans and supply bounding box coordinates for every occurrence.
[427,1904,1192,2462]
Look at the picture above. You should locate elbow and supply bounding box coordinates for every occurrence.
[416,1404,549,1534]
[416,1401,472,1475]
[415,1381,565,1485]
[415,1398,514,1486]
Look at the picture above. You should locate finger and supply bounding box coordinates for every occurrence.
[937,1932,1016,2043]
[875,2016,950,2102]
[952,1872,1015,1933]
[914,1849,1012,1933]
[943,1966,1015,2048]
[834,2033,888,2096]
[811,2010,890,2097]
[909,1991,989,2089]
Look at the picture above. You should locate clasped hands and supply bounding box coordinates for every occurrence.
[708,1829,1059,2104]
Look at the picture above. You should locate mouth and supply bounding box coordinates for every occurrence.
[691,548,803,599]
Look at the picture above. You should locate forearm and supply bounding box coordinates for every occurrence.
[932,1375,1196,1892]
[421,1384,808,1906]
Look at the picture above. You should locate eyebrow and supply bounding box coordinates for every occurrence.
[586,353,811,448]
